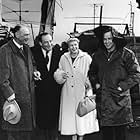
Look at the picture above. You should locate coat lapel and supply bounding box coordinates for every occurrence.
[9,40,27,61]
[64,50,85,66]
[9,39,34,91]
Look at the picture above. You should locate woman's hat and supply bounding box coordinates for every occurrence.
[3,100,21,124]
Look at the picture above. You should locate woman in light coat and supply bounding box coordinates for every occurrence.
[54,38,99,140]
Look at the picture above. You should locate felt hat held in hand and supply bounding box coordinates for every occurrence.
[3,100,21,124]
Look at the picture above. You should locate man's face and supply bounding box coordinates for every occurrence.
[103,31,114,50]
[40,34,53,51]
[68,41,79,55]
[16,27,30,45]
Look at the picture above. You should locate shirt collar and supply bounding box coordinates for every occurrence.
[41,48,52,55]
[13,39,23,50]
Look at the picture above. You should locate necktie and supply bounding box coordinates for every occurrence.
[45,51,49,64]
[19,46,27,60]
[19,47,25,56]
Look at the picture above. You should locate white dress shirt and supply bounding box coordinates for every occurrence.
[41,48,52,71]
[13,39,23,50]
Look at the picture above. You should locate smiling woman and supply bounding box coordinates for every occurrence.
[67,37,80,58]
[54,37,99,140]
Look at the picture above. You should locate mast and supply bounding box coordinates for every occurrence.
[129,1,135,36]
[99,5,103,26]
[0,0,2,23]
[129,1,136,46]
[19,0,22,23]
[39,0,56,36]
[92,3,103,29]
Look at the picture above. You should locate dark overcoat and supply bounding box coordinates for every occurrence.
[0,40,36,131]
[31,44,63,129]
[88,45,140,126]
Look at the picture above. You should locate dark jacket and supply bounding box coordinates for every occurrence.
[31,44,63,129]
[88,45,140,126]
[0,40,36,131]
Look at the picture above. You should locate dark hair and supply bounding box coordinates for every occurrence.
[94,26,127,49]
[38,32,50,42]
[10,25,21,36]
[105,27,127,48]
[102,26,112,35]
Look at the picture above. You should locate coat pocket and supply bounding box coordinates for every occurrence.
[111,89,129,106]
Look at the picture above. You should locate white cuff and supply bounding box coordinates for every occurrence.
[7,94,15,102]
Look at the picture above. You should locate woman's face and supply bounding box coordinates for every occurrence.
[68,41,79,55]
[103,31,114,51]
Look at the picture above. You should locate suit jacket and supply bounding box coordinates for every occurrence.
[0,40,36,131]
[31,44,63,129]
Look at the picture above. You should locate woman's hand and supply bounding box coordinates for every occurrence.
[62,72,69,79]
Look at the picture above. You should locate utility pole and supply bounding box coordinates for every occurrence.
[129,1,136,50]
[12,0,23,23]
[92,3,103,29]
[93,4,96,29]
[99,5,103,26]
[129,1,135,36]
[19,0,22,23]
[12,0,39,23]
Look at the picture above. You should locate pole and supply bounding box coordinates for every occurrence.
[99,5,103,26]
[19,0,22,23]
[0,0,2,23]
[30,23,35,45]
[93,4,96,29]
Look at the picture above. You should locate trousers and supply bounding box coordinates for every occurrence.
[101,125,127,140]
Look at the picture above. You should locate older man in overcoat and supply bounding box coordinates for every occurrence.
[0,24,41,140]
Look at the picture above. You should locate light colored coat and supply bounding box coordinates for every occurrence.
[54,50,99,135]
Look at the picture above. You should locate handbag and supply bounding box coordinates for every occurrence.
[77,89,96,117]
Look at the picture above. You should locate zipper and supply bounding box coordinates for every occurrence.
[107,50,117,61]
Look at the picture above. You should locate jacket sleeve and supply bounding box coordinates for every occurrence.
[118,48,140,91]
[29,47,37,72]
[0,47,14,99]
[88,54,100,92]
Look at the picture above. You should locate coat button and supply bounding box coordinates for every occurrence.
[71,85,74,87]
[73,66,75,68]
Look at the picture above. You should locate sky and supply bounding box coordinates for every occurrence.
[1,0,140,45]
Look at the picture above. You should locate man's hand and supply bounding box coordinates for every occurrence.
[33,71,41,80]
[96,83,101,89]
[117,87,122,91]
